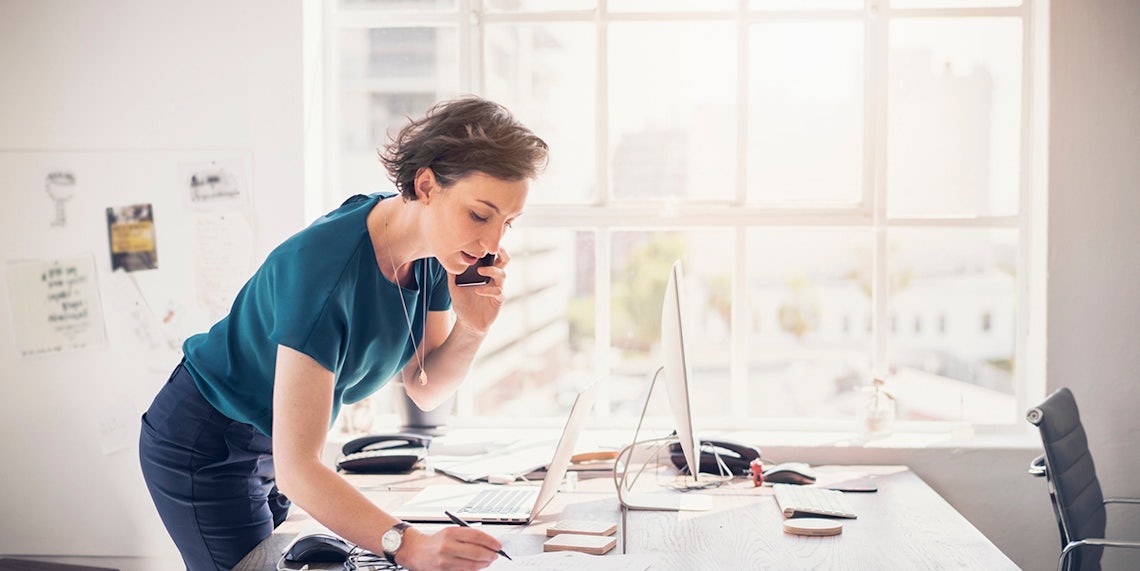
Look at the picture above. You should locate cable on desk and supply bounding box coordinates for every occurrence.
[343,547,406,571]
[275,544,407,571]
[611,367,735,503]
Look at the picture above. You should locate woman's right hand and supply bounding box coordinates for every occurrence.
[397,526,505,570]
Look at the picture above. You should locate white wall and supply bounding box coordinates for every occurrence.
[0,0,1136,570]
[0,0,303,564]
[1044,0,1140,568]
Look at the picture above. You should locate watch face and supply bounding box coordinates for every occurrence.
[382,527,402,553]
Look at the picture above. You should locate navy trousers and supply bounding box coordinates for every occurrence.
[139,361,291,571]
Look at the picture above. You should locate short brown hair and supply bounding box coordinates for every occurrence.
[379,96,549,200]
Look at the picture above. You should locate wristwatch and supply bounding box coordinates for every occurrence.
[381,521,411,564]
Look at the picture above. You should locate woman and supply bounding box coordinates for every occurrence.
[139,96,548,571]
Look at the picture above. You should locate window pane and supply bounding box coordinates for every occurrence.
[338,0,456,10]
[750,0,863,9]
[892,0,1021,8]
[470,229,594,417]
[485,24,596,204]
[486,0,596,11]
[887,18,1022,217]
[336,27,458,204]
[609,23,737,202]
[748,22,864,206]
[609,230,734,421]
[886,228,1017,424]
[609,0,735,11]
[746,229,873,419]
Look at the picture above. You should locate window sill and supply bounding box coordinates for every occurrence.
[323,421,1039,470]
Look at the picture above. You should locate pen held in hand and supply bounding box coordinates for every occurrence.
[444,510,513,561]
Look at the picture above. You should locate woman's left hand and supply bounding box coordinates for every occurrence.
[448,247,509,337]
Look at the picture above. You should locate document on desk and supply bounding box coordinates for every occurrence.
[487,550,655,570]
[430,438,557,482]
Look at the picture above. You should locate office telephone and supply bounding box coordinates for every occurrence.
[669,436,761,477]
[336,433,431,474]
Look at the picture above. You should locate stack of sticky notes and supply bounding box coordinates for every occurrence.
[543,520,618,555]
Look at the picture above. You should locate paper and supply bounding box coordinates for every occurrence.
[487,551,655,570]
[190,211,253,318]
[44,170,77,227]
[96,402,135,455]
[104,269,178,352]
[106,203,159,271]
[181,157,248,208]
[5,255,107,356]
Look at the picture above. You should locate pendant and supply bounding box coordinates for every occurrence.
[418,369,428,385]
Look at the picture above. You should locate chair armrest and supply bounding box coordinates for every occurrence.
[1061,539,1140,571]
[1105,497,1140,506]
[1029,454,1046,477]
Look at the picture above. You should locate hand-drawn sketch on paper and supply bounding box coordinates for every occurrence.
[45,170,77,227]
[183,158,247,208]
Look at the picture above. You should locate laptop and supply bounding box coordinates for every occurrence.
[392,382,597,524]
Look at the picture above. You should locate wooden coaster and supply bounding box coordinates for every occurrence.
[783,518,843,536]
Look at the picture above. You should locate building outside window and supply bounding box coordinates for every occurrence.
[315,0,1045,434]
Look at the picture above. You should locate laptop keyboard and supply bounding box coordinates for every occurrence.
[460,488,534,515]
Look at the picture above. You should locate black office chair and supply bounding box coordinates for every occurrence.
[1027,387,1140,571]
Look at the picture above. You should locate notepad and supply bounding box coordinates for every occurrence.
[546,520,617,537]
[543,533,617,555]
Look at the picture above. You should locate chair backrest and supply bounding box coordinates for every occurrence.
[1027,387,1107,571]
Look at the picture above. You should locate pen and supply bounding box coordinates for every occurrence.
[444,510,512,561]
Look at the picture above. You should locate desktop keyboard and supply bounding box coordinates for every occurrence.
[772,484,858,519]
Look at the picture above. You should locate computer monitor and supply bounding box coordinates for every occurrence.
[661,259,700,484]
[616,259,712,511]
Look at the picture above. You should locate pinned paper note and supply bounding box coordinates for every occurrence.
[5,255,107,357]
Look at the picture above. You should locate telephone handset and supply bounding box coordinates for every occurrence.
[668,435,762,477]
[336,433,432,474]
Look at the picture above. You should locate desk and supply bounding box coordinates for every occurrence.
[235,466,1018,570]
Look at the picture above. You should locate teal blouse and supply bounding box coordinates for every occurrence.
[182,193,451,436]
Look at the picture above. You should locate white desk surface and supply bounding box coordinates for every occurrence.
[236,464,1017,570]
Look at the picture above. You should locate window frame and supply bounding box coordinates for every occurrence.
[311,0,1049,435]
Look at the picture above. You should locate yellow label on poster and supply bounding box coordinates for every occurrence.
[110,221,155,253]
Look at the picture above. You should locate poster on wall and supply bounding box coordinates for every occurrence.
[5,255,107,357]
[106,203,158,271]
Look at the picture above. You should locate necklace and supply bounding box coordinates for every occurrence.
[384,202,429,386]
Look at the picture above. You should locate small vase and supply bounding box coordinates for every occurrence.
[395,382,455,436]
[859,378,897,435]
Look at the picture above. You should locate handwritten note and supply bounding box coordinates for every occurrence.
[5,256,107,357]
[191,212,254,319]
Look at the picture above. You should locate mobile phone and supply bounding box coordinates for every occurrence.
[455,253,495,286]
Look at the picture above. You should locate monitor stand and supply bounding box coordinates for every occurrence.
[614,368,713,512]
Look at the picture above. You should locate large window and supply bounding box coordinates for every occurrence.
[317,0,1045,434]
